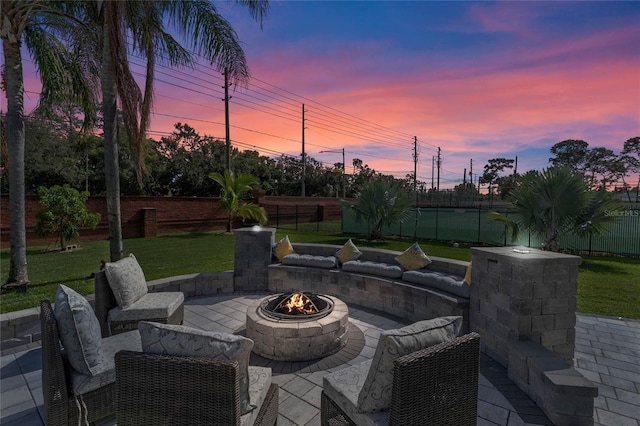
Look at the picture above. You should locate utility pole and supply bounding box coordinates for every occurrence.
[470,159,475,202]
[301,104,306,197]
[413,136,418,207]
[431,156,435,190]
[223,68,231,171]
[436,147,441,195]
[413,136,419,240]
[435,147,441,241]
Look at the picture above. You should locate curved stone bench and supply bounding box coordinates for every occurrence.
[268,243,471,332]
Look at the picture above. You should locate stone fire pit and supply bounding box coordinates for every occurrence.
[246,293,349,361]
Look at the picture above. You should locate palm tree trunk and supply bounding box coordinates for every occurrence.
[3,37,30,285]
[102,20,123,262]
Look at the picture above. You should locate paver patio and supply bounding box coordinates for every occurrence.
[1,293,639,425]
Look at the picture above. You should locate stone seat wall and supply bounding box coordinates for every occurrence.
[268,243,471,332]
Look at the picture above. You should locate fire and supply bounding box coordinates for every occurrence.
[277,292,317,315]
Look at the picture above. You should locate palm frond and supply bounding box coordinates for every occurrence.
[487,211,520,241]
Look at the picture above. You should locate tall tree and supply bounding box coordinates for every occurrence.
[585,147,623,190]
[479,158,515,204]
[620,137,640,201]
[97,0,268,261]
[549,139,589,173]
[1,0,98,287]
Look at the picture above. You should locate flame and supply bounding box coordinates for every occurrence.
[279,292,317,315]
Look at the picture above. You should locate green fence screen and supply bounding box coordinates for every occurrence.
[342,207,640,257]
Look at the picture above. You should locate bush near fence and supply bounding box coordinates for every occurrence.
[342,206,640,257]
[0,194,345,249]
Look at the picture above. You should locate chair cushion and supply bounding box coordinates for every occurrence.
[139,321,255,414]
[335,239,362,265]
[104,254,148,309]
[282,253,337,269]
[395,242,432,271]
[357,316,463,412]
[107,291,184,323]
[241,367,273,426]
[69,330,142,395]
[54,285,103,376]
[323,361,389,426]
[342,260,403,279]
[401,270,470,298]
[273,235,294,261]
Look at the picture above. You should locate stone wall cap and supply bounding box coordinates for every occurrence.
[234,226,275,234]
[544,370,599,396]
[471,246,582,264]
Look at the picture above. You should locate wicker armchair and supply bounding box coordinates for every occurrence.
[321,332,481,426]
[95,269,184,337]
[115,350,279,426]
[40,298,141,426]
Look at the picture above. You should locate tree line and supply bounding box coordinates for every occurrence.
[474,138,640,202]
[0,114,402,198]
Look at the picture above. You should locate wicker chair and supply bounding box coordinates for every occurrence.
[94,269,184,337]
[115,350,279,426]
[40,298,141,426]
[321,332,481,426]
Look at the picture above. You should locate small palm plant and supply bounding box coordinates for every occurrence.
[344,177,411,240]
[488,167,624,251]
[209,171,267,233]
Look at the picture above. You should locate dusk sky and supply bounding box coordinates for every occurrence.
[10,1,640,190]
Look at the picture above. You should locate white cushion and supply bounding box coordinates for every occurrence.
[342,260,403,279]
[241,367,273,426]
[357,316,463,412]
[54,285,103,376]
[107,291,184,323]
[70,330,141,395]
[323,361,389,426]
[401,270,470,298]
[139,321,255,414]
[281,253,337,269]
[104,254,148,309]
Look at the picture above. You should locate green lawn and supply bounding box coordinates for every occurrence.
[1,228,638,319]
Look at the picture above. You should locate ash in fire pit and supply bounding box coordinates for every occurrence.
[262,292,333,320]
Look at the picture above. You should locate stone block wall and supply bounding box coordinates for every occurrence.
[470,246,597,425]
[470,246,581,366]
[234,227,276,292]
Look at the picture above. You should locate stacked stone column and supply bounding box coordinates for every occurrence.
[233,227,275,292]
[470,246,581,367]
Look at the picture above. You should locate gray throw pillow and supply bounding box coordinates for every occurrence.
[104,253,148,309]
[357,316,463,412]
[54,285,104,376]
[139,321,255,414]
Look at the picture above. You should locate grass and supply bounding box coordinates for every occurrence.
[1,226,638,319]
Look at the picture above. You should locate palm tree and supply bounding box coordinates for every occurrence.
[98,0,268,261]
[488,167,624,251]
[344,176,411,240]
[1,0,99,287]
[209,170,267,233]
